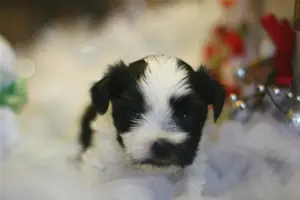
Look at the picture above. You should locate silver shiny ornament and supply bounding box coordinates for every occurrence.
[236,100,247,110]
[273,87,281,96]
[229,93,238,103]
[232,100,247,110]
[256,84,265,93]
[287,92,294,99]
[288,109,300,131]
[296,96,300,101]
[230,100,251,122]
[234,67,247,81]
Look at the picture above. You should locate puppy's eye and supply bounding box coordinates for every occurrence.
[134,112,141,118]
[182,112,191,121]
[130,111,141,118]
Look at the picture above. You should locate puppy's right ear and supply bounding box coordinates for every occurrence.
[90,61,132,115]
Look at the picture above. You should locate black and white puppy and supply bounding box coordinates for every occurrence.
[79,55,225,170]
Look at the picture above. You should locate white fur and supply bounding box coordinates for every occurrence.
[122,55,190,162]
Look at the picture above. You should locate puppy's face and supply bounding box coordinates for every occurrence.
[91,55,225,169]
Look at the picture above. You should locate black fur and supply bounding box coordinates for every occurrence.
[178,59,226,122]
[79,59,147,152]
[169,93,208,166]
[190,65,225,122]
[79,104,98,153]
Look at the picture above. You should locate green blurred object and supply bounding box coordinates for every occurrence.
[211,57,220,68]
[0,79,28,113]
[238,23,249,38]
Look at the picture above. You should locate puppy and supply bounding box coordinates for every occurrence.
[78,55,225,171]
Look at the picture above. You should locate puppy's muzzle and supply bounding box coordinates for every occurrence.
[151,139,176,160]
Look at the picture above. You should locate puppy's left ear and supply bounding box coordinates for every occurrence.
[190,65,226,122]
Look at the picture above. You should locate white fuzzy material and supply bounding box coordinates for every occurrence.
[0,107,19,161]
[3,1,300,200]
[203,115,300,200]
[4,109,300,200]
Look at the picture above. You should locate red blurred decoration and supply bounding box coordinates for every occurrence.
[222,84,240,96]
[214,25,228,37]
[204,43,217,60]
[221,31,245,56]
[204,43,224,62]
[206,25,245,59]
[203,24,246,97]
[260,13,296,87]
[220,0,237,8]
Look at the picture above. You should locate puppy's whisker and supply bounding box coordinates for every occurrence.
[132,159,143,165]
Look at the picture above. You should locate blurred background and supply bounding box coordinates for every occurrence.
[0,0,294,47]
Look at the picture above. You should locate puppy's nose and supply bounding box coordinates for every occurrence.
[151,139,175,159]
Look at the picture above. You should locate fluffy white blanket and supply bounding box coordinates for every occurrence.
[3,110,300,200]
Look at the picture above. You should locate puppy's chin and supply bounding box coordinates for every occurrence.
[127,158,182,175]
[132,163,182,175]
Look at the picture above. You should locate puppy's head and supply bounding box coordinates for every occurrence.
[91,55,225,169]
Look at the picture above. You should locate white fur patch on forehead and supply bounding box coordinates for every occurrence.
[138,55,191,108]
[120,56,192,165]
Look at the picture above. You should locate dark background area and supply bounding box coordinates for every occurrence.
[0,0,177,47]
[0,0,123,46]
